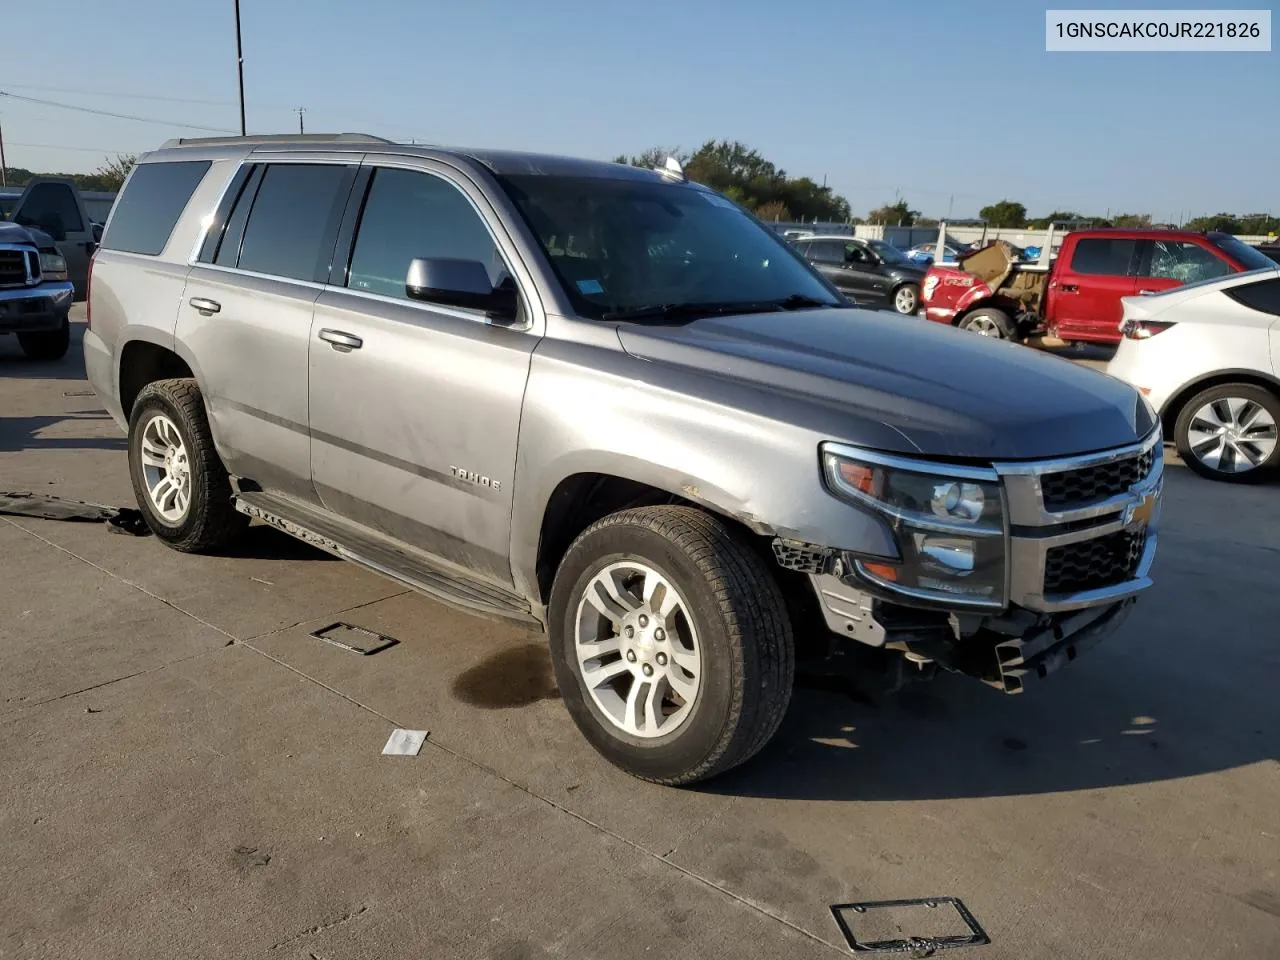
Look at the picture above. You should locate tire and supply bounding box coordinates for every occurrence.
[17,314,70,361]
[892,283,920,316]
[1173,383,1280,484]
[127,378,249,551]
[957,307,1014,339]
[547,505,795,786]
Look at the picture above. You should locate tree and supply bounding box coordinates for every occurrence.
[867,200,919,226]
[615,140,851,222]
[1028,210,1083,228]
[978,200,1027,228]
[1110,212,1151,229]
[89,154,137,192]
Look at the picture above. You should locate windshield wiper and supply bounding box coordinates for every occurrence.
[602,295,836,323]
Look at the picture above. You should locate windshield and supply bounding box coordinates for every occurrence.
[1208,232,1277,272]
[866,240,911,265]
[495,174,841,320]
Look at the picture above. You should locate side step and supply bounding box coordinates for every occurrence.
[234,491,539,627]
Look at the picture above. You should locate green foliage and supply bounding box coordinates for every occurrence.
[615,140,850,222]
[867,200,919,226]
[1183,212,1279,234]
[1,153,135,192]
[978,200,1027,228]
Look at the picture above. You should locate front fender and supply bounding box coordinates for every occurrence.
[508,330,901,601]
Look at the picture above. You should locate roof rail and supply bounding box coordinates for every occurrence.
[159,133,394,149]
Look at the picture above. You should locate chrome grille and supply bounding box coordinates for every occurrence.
[1040,447,1155,512]
[1044,529,1146,594]
[0,248,32,287]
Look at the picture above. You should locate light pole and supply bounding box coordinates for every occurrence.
[234,0,246,136]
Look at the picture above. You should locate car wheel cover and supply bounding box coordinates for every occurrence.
[895,286,917,314]
[139,413,193,523]
[1187,397,1278,474]
[573,560,702,739]
[964,314,1002,337]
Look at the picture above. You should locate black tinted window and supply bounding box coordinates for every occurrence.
[101,161,210,256]
[14,182,85,235]
[348,168,504,299]
[1225,277,1280,316]
[237,164,351,282]
[1069,238,1137,276]
[808,240,846,264]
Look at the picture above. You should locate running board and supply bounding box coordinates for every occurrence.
[233,491,538,627]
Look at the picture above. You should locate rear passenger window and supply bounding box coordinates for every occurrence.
[236,164,352,282]
[1069,238,1137,276]
[102,161,211,256]
[1225,278,1280,316]
[346,168,505,300]
[807,240,845,264]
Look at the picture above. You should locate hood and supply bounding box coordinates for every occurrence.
[0,220,51,248]
[618,308,1155,461]
[887,262,926,279]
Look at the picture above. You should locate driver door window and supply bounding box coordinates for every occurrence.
[845,243,873,266]
[1144,240,1231,284]
[347,167,509,301]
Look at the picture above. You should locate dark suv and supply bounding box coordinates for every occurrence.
[794,235,926,315]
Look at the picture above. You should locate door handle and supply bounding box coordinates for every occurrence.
[188,297,221,314]
[1059,284,1079,293]
[318,328,363,351]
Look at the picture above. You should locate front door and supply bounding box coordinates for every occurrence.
[844,242,890,300]
[307,161,539,587]
[1050,236,1139,342]
[177,159,358,505]
[11,178,95,298]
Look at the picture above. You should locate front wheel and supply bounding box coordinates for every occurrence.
[1174,383,1280,483]
[548,506,795,785]
[892,283,919,315]
[18,315,70,361]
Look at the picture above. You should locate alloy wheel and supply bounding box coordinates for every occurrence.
[1186,397,1278,474]
[139,413,192,523]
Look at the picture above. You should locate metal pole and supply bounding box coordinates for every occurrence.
[0,120,7,188]
[234,0,246,136]
[297,107,305,134]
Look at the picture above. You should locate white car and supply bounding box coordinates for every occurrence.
[1107,267,1280,483]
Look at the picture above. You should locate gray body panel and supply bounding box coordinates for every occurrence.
[84,136,1156,628]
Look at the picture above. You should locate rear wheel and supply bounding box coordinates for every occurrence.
[1174,383,1280,483]
[892,283,919,315]
[957,307,1014,339]
[548,506,794,785]
[18,315,70,361]
[128,378,249,551]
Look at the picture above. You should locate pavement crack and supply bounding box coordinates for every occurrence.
[424,737,846,955]
[3,519,237,641]
[268,904,369,950]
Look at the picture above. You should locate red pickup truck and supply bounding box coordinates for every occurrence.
[919,228,1274,345]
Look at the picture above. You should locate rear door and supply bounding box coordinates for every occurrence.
[1134,238,1234,297]
[11,178,96,298]
[805,240,856,295]
[1048,236,1139,342]
[178,156,359,506]
[845,241,892,300]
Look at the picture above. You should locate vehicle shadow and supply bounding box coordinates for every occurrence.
[0,413,127,453]
[0,320,89,380]
[212,522,340,562]
[704,571,1276,802]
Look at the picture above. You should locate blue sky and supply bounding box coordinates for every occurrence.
[2,1,1275,220]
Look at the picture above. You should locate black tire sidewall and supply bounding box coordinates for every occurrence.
[18,315,70,361]
[1174,384,1280,483]
[548,521,743,782]
[127,387,215,542]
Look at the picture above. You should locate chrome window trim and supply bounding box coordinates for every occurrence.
[321,284,535,333]
[821,442,1001,482]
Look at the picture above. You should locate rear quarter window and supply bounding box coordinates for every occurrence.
[102,161,212,256]
[1068,238,1137,276]
[1225,277,1280,317]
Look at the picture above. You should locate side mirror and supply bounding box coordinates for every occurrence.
[405,257,517,320]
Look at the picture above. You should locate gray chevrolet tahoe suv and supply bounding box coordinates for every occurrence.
[85,134,1163,785]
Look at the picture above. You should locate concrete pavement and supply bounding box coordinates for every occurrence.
[1,313,1277,959]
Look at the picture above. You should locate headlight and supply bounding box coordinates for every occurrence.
[39,252,68,281]
[821,444,1006,608]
